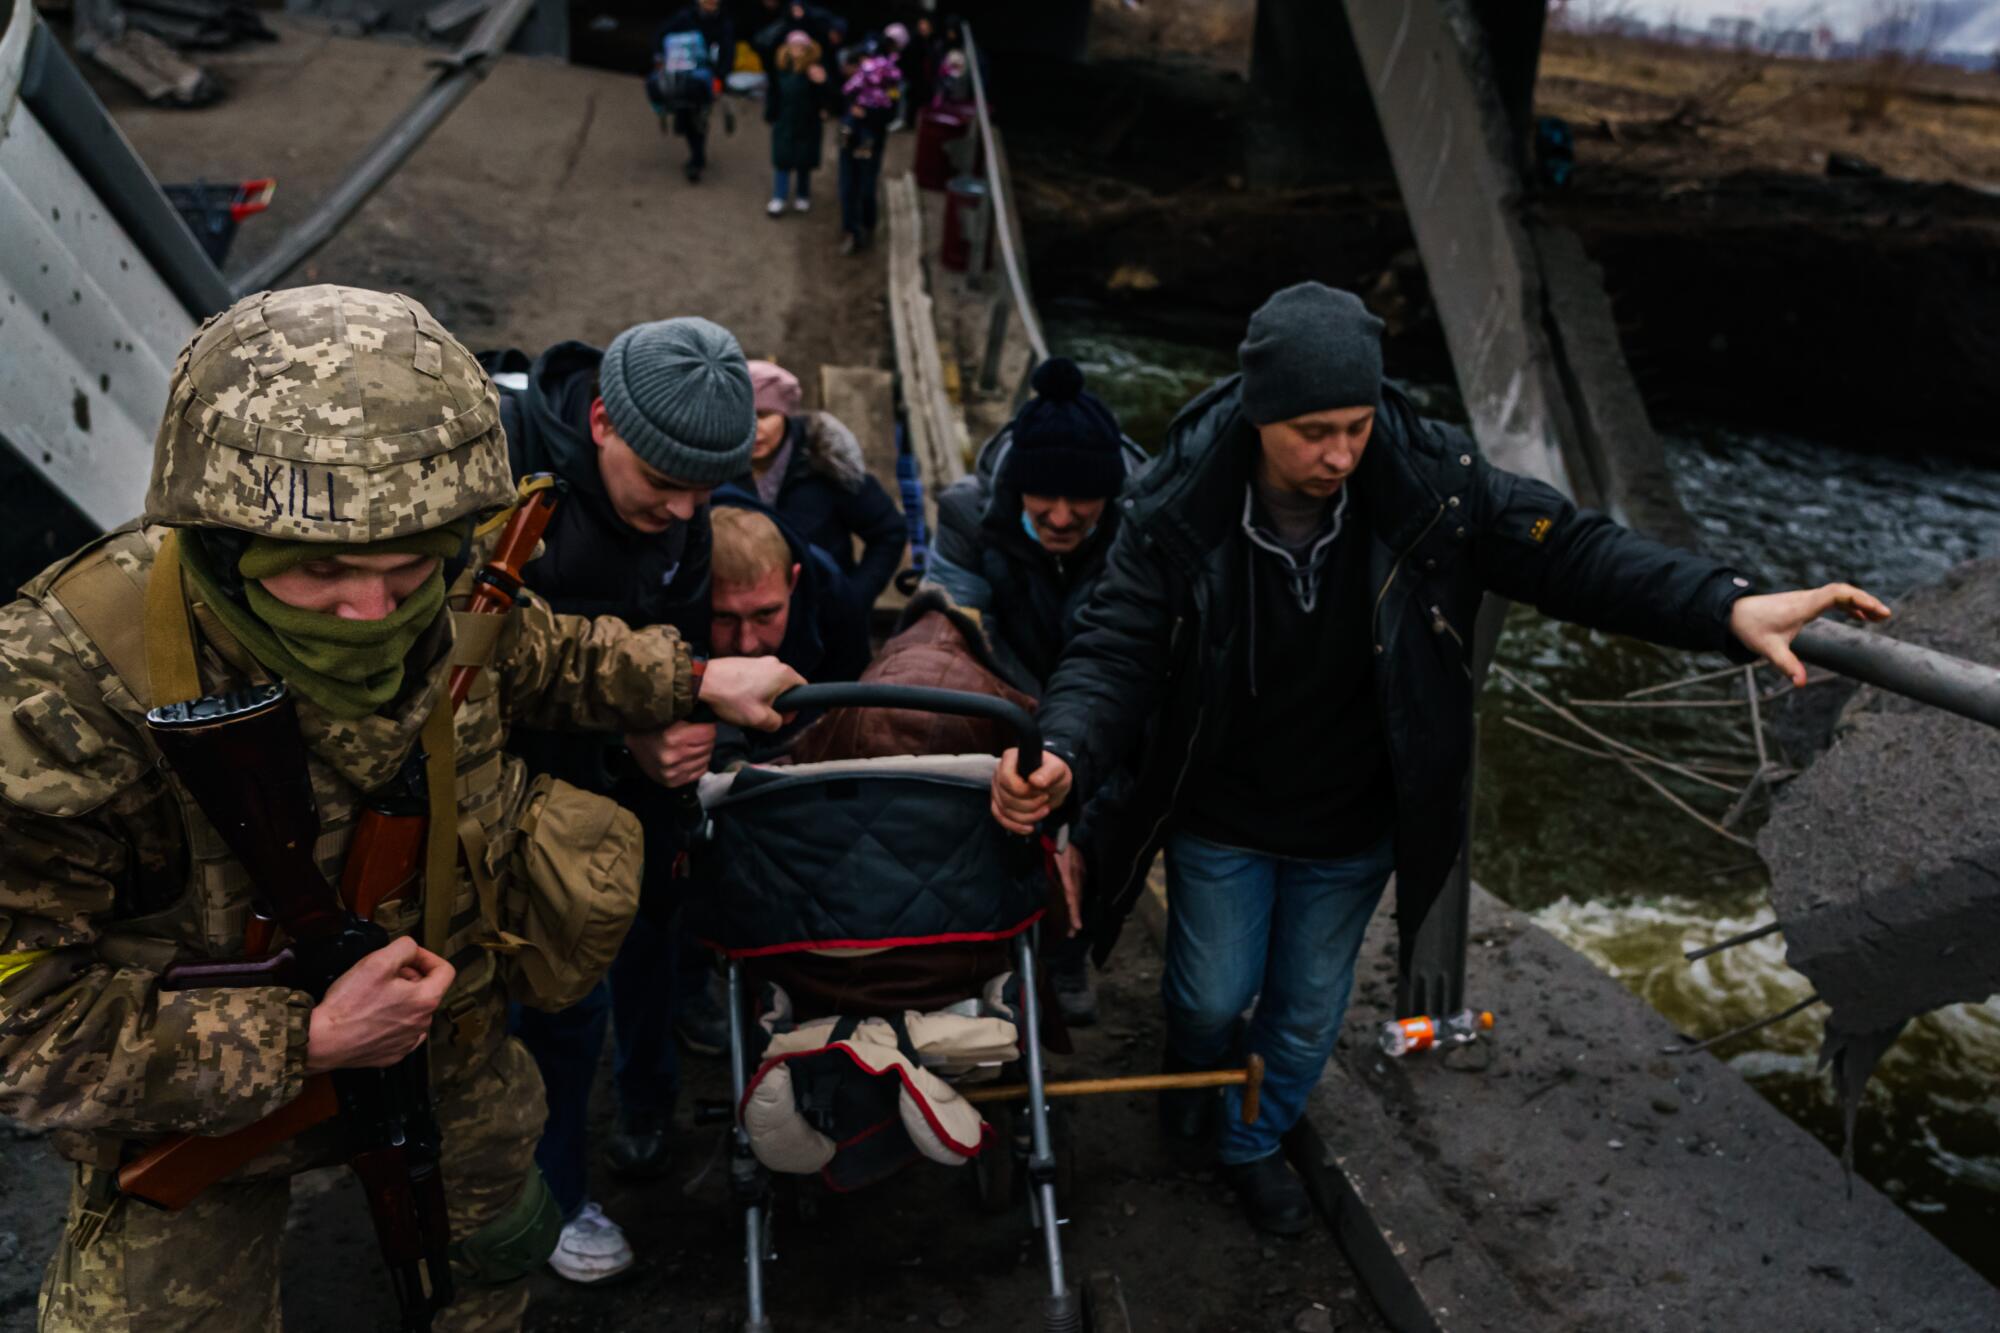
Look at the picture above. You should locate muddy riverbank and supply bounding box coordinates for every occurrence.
[989,51,2000,459]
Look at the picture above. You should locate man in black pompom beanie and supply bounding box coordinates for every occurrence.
[927,355,1144,1026]
[986,281,1888,1238]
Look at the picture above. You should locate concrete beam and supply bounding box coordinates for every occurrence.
[1339,0,1578,497]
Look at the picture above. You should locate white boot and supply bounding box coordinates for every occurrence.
[547,1201,635,1284]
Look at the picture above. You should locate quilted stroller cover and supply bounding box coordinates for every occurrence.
[686,756,1047,957]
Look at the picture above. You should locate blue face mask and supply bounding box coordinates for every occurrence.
[1021,509,1043,546]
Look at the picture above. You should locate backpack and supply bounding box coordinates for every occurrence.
[652,31,715,110]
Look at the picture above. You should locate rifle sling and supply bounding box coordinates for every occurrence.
[421,697,458,958]
[143,533,203,708]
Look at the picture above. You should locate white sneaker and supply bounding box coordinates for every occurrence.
[792,196,811,213]
[766,198,785,217]
[547,1201,635,1284]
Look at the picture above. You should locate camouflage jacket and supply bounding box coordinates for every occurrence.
[0,524,692,1160]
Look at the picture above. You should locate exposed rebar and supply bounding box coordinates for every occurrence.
[1663,993,1821,1056]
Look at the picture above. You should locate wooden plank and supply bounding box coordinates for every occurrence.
[817,364,896,488]
[883,171,964,524]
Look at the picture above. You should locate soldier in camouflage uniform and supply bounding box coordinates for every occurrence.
[0,285,802,1331]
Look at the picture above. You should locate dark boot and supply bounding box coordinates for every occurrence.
[1223,1152,1313,1236]
[1047,949,1097,1028]
[1157,1049,1219,1156]
[604,1109,673,1180]
[675,974,728,1057]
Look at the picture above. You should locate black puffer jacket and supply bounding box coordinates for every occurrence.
[740,411,906,609]
[928,428,1149,695]
[1040,376,1755,966]
[484,342,712,791]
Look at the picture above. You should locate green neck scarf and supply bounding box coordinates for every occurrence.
[181,526,468,720]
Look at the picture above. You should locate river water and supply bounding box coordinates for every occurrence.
[1052,318,2000,1281]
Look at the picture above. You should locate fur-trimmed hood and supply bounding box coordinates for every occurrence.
[787,411,870,494]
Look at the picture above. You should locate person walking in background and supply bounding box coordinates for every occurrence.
[766,30,830,217]
[900,14,937,117]
[741,359,906,606]
[836,44,901,254]
[881,22,911,130]
[656,0,734,183]
[932,48,972,109]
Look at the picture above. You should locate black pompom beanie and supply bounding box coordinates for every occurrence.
[1003,357,1126,500]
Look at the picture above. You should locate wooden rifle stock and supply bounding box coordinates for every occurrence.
[119,1076,340,1209]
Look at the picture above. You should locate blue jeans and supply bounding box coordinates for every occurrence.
[771,167,813,203]
[1161,831,1394,1166]
[838,145,882,237]
[511,909,681,1217]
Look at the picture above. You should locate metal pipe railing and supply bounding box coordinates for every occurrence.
[960,23,1049,367]
[229,0,539,297]
[1796,620,2000,730]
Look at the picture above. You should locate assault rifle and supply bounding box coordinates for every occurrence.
[139,684,454,1330]
[114,478,564,1330]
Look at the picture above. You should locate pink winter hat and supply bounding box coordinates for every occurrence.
[748,360,802,417]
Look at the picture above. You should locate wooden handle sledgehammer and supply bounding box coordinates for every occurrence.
[963,1053,1266,1124]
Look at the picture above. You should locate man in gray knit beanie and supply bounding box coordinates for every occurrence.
[483,310,763,1284]
[591,316,756,531]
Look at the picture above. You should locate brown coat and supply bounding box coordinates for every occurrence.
[791,589,1035,762]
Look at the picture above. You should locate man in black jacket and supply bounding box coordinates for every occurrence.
[990,283,1888,1236]
[927,356,1143,1025]
[928,356,1139,695]
[487,317,802,1283]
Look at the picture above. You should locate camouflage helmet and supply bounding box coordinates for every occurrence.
[143,285,514,542]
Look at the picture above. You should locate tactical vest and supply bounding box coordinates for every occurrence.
[21,525,522,1164]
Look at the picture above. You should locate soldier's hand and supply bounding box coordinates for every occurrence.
[702,656,806,731]
[991,748,1071,835]
[1729,583,1891,686]
[626,720,718,788]
[305,937,455,1074]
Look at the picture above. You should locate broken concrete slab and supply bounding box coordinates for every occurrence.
[1305,885,2000,1332]
[1760,555,2000,1036]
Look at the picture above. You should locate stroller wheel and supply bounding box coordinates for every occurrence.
[969,1104,1018,1214]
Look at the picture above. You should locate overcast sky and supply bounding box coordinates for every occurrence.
[1620,1,2000,46]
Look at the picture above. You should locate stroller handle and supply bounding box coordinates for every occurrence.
[774,684,1043,777]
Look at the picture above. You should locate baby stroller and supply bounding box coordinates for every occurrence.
[685,684,1091,1331]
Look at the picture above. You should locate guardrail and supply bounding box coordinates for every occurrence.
[960,23,1048,402]
[230,0,540,297]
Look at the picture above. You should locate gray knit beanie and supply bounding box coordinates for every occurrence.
[1237,282,1385,426]
[598,317,755,484]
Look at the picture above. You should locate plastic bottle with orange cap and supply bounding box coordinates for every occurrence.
[1377,1008,1495,1058]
